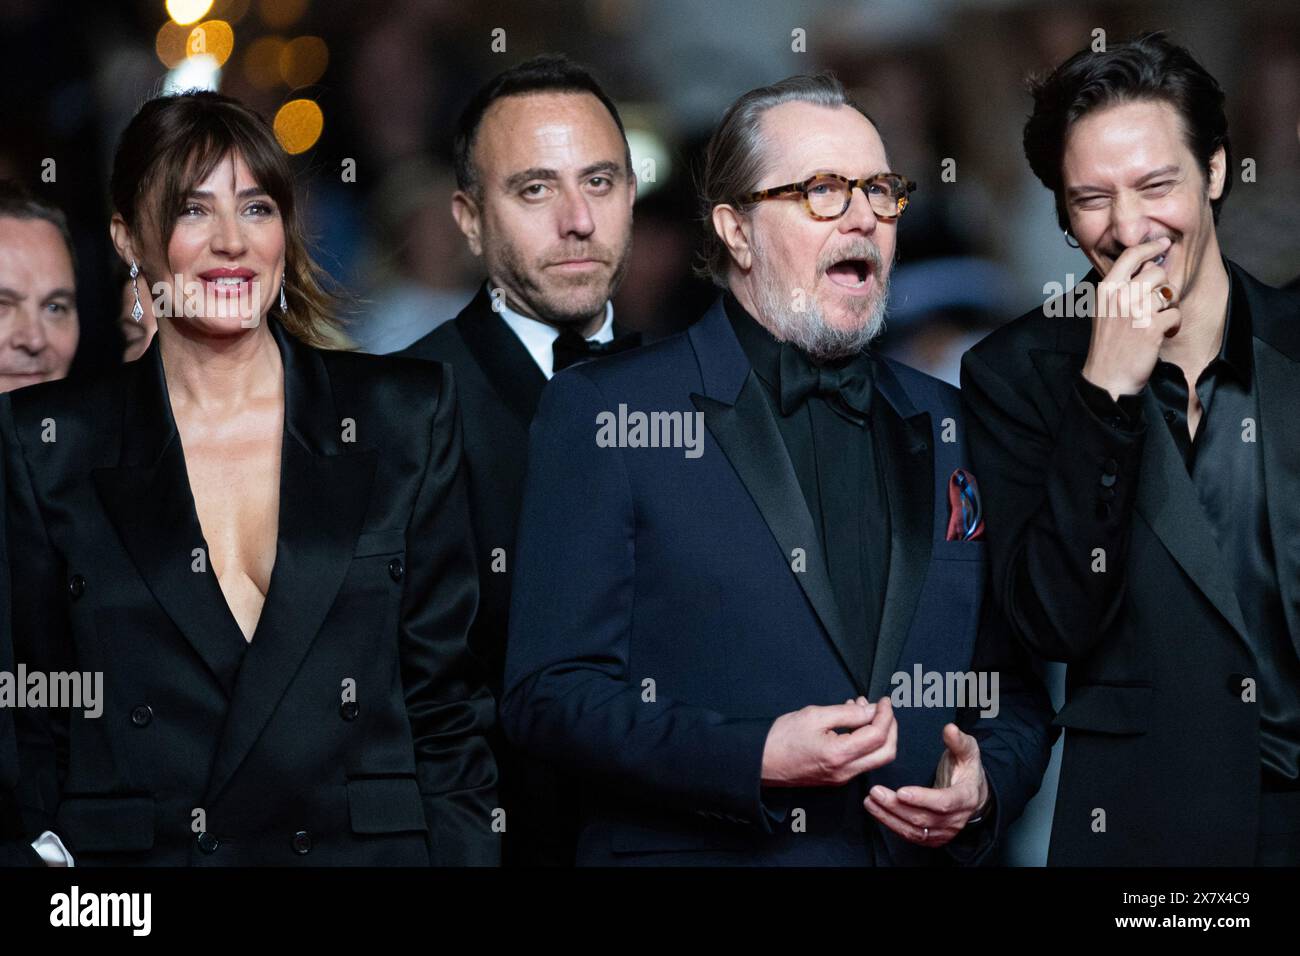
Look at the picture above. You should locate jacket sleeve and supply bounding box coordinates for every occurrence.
[959,347,1148,663]
[400,365,500,865]
[500,371,778,830]
[0,395,70,842]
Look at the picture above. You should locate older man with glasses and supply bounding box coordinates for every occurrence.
[501,72,1054,866]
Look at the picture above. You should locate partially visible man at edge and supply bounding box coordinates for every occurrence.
[962,32,1300,865]
[0,181,80,393]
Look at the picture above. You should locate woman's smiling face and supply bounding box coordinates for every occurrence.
[160,150,286,335]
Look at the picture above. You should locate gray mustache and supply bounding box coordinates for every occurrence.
[819,242,883,273]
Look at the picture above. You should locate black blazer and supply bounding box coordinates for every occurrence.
[961,260,1300,865]
[399,285,547,692]
[399,286,642,866]
[1,456,40,866]
[1,317,498,866]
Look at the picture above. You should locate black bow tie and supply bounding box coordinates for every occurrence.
[552,327,641,372]
[778,344,875,425]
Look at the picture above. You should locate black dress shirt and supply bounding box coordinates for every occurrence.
[724,293,890,672]
[1077,268,1300,784]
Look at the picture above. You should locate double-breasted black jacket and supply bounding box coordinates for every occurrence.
[0,316,498,865]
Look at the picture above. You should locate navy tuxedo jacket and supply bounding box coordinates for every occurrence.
[502,298,1054,865]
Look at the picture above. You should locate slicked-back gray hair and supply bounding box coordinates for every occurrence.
[694,72,878,287]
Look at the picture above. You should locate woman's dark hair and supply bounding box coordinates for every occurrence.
[109,90,349,349]
[452,54,631,200]
[1023,32,1232,233]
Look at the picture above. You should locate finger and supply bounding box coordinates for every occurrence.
[1132,259,1167,282]
[869,785,941,829]
[1160,306,1182,338]
[1133,257,1169,285]
[834,721,887,760]
[832,697,891,749]
[864,795,960,846]
[942,723,979,762]
[841,712,898,774]
[1131,268,1176,311]
[869,695,894,728]
[1159,285,1182,314]
[814,702,874,731]
[1110,237,1171,283]
[895,783,962,815]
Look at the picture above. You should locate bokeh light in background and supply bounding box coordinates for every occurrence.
[243,35,286,89]
[212,0,252,24]
[274,98,324,153]
[165,0,214,26]
[158,18,234,69]
[279,36,329,88]
[188,20,235,67]
[163,54,221,93]
[5,0,1295,411]
[156,0,328,154]
[155,19,192,68]
[258,0,308,29]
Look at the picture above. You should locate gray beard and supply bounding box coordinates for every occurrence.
[754,267,894,361]
[750,252,889,362]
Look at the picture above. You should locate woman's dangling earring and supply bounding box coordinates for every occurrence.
[129,259,144,323]
[279,273,288,313]
[1063,230,1081,249]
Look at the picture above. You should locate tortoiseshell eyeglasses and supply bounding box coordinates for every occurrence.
[741,172,916,221]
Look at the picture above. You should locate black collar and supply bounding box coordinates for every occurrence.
[723,291,783,389]
[721,291,877,416]
[1216,263,1254,387]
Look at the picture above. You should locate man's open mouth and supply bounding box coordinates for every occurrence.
[826,258,870,288]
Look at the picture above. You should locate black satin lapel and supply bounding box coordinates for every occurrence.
[204,435,377,803]
[1133,388,1249,644]
[867,402,935,700]
[93,443,248,696]
[1255,337,1300,656]
[456,288,547,426]
[693,375,867,692]
[92,342,246,694]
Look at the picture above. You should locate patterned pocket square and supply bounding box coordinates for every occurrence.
[946,468,985,541]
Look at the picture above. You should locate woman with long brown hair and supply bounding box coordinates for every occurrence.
[1,91,497,865]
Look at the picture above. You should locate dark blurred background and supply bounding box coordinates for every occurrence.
[2,0,1296,862]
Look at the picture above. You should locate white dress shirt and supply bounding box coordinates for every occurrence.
[497,298,615,379]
